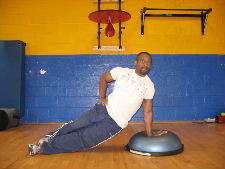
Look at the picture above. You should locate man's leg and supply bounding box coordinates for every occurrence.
[40,104,110,142]
[40,114,122,154]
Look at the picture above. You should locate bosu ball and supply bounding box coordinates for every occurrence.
[0,108,20,131]
[125,129,184,156]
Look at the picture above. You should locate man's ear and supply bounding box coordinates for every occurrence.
[134,60,137,66]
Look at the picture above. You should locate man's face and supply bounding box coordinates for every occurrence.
[135,54,152,76]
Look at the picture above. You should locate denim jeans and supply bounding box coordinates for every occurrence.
[40,103,122,154]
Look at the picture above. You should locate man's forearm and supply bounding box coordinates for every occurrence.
[99,75,108,99]
[144,111,153,136]
[99,72,114,106]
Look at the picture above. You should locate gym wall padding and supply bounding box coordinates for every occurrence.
[0,41,25,116]
[0,0,224,123]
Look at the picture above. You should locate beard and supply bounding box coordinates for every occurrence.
[140,67,149,75]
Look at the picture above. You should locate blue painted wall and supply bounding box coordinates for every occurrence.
[21,54,225,123]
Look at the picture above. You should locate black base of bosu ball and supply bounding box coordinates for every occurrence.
[125,129,184,156]
[0,108,20,131]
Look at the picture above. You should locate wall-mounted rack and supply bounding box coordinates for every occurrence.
[141,7,212,35]
[89,0,131,50]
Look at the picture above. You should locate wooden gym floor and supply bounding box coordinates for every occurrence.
[0,123,224,169]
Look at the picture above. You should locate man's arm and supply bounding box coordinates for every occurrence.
[143,99,167,136]
[143,99,154,136]
[99,71,115,106]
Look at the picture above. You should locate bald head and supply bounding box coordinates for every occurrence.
[136,52,152,62]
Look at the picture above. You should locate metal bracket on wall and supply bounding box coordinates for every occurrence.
[141,7,212,35]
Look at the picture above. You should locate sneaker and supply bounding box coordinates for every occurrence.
[28,144,40,156]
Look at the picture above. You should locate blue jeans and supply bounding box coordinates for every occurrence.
[40,104,122,154]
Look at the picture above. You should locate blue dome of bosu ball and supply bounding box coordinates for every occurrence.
[125,129,184,156]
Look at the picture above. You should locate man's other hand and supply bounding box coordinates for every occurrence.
[101,98,108,106]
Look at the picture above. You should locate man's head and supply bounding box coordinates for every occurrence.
[134,52,152,77]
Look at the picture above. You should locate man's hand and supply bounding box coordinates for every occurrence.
[147,130,168,137]
[100,98,108,106]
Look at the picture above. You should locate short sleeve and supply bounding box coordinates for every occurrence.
[110,67,125,80]
[144,84,155,99]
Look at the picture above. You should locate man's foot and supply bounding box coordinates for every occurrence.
[28,144,40,156]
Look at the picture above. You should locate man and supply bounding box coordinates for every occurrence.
[28,52,167,156]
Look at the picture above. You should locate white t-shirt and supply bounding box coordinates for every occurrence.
[106,67,155,128]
